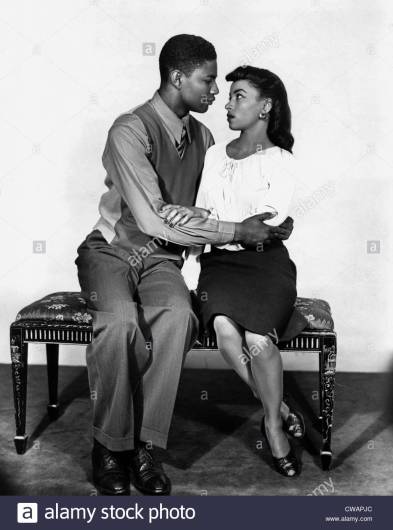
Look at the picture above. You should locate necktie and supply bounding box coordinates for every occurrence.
[176,126,187,159]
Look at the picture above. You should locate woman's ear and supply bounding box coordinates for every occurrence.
[262,97,273,114]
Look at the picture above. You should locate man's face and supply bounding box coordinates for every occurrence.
[180,60,219,113]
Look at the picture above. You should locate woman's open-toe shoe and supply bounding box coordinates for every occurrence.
[283,408,305,439]
[261,417,300,477]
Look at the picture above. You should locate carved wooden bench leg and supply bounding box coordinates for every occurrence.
[10,326,29,455]
[319,334,337,470]
[46,343,60,420]
[318,351,323,422]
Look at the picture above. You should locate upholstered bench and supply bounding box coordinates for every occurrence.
[10,292,337,469]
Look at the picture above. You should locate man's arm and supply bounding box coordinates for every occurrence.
[269,217,294,240]
[104,114,235,246]
[104,114,273,247]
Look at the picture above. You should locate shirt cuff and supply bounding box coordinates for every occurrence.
[207,206,219,220]
[217,221,235,244]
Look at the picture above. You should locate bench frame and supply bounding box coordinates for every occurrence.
[10,320,337,470]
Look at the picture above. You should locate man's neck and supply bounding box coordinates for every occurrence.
[158,86,189,119]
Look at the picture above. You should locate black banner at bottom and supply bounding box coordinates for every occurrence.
[2,496,390,529]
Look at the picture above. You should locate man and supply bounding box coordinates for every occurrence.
[75,34,293,496]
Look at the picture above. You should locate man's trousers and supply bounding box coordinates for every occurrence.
[75,230,199,451]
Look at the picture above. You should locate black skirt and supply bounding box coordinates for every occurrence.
[196,241,298,339]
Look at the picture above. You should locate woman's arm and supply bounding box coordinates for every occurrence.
[259,154,298,227]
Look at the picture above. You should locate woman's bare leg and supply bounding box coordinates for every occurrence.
[245,330,292,466]
[213,315,290,419]
[213,315,254,388]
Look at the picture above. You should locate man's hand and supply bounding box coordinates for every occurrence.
[159,204,210,227]
[234,212,276,247]
[269,216,294,240]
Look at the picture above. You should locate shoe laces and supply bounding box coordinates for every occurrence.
[133,446,162,475]
[102,449,122,470]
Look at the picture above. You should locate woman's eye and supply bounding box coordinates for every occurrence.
[236,94,243,100]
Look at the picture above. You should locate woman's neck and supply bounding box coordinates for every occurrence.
[237,124,274,152]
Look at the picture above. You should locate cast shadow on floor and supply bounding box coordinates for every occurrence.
[22,366,393,476]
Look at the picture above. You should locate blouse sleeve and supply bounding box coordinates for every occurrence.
[260,153,298,226]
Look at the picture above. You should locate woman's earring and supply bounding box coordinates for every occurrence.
[259,112,267,120]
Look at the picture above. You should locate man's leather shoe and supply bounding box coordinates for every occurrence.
[128,444,171,495]
[92,439,130,495]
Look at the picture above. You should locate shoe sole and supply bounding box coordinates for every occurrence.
[129,474,171,496]
[132,484,171,496]
[127,463,171,496]
[94,486,130,495]
[92,477,130,496]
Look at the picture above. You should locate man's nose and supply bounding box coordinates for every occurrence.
[210,81,219,95]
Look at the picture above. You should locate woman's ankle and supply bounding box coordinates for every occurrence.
[264,415,283,430]
[280,401,290,420]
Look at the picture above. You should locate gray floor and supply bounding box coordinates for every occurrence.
[1,365,393,496]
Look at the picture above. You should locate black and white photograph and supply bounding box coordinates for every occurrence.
[0,0,392,527]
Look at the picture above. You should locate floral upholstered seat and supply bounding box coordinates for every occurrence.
[14,291,334,331]
[294,297,334,331]
[15,292,93,324]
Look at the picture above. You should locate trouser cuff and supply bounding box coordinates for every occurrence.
[139,426,168,449]
[93,426,135,451]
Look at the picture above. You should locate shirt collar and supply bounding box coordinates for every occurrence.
[150,90,191,144]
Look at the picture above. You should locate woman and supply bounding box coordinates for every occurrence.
[161,66,304,477]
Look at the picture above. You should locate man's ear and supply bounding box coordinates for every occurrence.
[168,69,183,90]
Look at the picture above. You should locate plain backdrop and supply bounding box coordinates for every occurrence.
[1,0,392,371]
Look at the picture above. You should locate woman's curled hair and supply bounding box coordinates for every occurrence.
[225,66,294,153]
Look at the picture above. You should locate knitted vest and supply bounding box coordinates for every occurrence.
[112,102,206,259]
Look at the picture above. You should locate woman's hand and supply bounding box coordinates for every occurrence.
[159,204,210,227]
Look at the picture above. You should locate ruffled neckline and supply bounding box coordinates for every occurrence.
[224,143,280,161]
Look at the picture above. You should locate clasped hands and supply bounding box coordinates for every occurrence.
[159,204,294,245]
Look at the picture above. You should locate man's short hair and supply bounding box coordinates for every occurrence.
[159,34,216,82]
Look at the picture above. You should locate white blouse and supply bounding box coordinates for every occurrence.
[195,141,298,252]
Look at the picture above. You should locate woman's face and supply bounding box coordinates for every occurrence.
[225,80,269,130]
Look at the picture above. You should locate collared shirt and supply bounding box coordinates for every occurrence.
[150,91,192,146]
[93,91,235,255]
